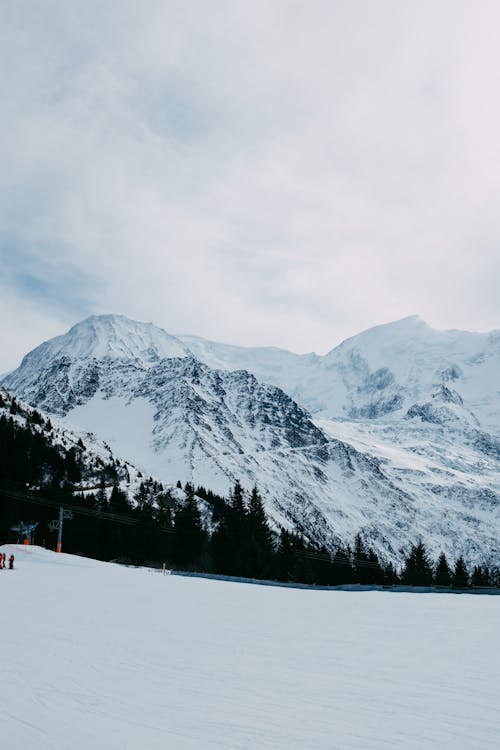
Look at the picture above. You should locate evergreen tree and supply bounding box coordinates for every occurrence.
[109,484,131,514]
[211,481,250,576]
[156,491,175,528]
[352,534,384,584]
[173,486,205,566]
[367,549,385,585]
[434,552,452,587]
[352,534,369,583]
[274,529,314,583]
[383,561,399,586]
[452,556,469,588]
[307,545,334,586]
[330,547,356,585]
[274,528,295,581]
[402,541,433,586]
[246,486,274,578]
[95,479,109,511]
[470,565,487,587]
[134,482,152,517]
[66,447,82,484]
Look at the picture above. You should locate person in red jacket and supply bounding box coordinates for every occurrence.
[8,554,14,569]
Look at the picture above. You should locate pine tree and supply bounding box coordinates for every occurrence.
[173,486,205,566]
[402,541,433,586]
[66,447,82,484]
[134,482,152,517]
[210,481,249,576]
[470,565,487,587]
[383,561,399,586]
[246,486,274,578]
[352,534,384,584]
[452,556,469,588]
[274,529,314,583]
[434,552,452,587]
[109,484,131,514]
[330,547,355,585]
[95,479,109,511]
[156,491,175,528]
[352,534,369,583]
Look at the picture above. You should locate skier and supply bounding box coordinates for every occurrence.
[8,554,14,570]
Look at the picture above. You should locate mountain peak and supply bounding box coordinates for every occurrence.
[329,315,432,354]
[22,314,190,367]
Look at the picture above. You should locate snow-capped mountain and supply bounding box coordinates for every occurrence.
[3,314,500,565]
[179,316,500,432]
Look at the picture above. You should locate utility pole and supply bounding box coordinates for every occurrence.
[49,506,73,553]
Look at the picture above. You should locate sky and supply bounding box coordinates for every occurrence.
[2,0,500,372]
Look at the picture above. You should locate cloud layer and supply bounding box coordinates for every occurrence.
[2,0,500,370]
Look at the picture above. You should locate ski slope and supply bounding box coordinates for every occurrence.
[1,545,499,749]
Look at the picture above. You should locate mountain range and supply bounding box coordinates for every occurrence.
[3,313,500,565]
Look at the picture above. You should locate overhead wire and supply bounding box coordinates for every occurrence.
[1,482,388,567]
[0,483,174,534]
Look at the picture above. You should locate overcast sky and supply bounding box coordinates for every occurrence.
[1,1,500,371]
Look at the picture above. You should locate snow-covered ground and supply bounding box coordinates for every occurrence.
[1,545,498,749]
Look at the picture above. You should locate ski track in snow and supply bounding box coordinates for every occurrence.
[1,545,499,750]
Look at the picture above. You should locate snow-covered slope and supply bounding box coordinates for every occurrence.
[180,316,500,431]
[2,545,499,750]
[178,333,319,401]
[4,314,500,565]
[0,384,143,493]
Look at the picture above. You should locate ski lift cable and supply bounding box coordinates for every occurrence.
[0,485,175,534]
[2,484,393,567]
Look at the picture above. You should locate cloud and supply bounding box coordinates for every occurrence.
[1,0,500,370]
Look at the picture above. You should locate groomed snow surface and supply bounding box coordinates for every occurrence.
[1,545,499,749]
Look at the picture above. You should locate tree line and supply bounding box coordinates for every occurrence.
[0,406,498,589]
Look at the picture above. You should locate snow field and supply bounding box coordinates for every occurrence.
[1,544,499,749]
